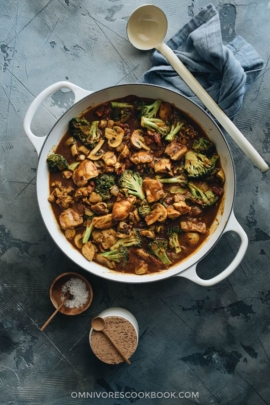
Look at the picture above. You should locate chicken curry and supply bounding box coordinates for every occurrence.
[47,96,225,274]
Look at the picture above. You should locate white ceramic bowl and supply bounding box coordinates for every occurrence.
[24,81,248,286]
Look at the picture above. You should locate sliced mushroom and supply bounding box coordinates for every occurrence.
[130,129,150,151]
[145,203,167,226]
[71,143,79,157]
[102,151,117,166]
[140,229,156,239]
[96,253,116,269]
[88,139,105,160]
[65,137,76,146]
[105,126,124,148]
[82,242,97,261]
[65,228,76,240]
[78,145,90,155]
[186,232,200,246]
[74,233,83,249]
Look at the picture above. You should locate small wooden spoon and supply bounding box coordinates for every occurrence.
[40,293,71,331]
[91,317,131,365]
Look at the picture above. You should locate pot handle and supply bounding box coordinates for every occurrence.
[23,81,92,155]
[176,211,248,286]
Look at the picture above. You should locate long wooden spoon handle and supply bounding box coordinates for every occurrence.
[40,298,68,332]
[102,330,131,365]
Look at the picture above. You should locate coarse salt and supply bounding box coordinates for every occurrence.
[61,277,89,308]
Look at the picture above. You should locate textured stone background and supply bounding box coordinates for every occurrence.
[0,1,270,404]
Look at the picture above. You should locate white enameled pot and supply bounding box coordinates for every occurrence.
[24,81,248,286]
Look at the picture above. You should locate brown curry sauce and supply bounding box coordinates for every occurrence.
[49,96,224,274]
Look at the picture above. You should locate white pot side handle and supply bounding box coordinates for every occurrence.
[176,211,248,287]
[23,81,92,155]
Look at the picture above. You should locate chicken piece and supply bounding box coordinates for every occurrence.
[112,196,136,221]
[166,205,181,219]
[180,220,207,234]
[72,160,99,187]
[82,242,97,261]
[91,202,109,215]
[173,201,191,215]
[62,170,73,179]
[74,187,89,199]
[118,144,130,160]
[130,151,153,165]
[165,141,188,161]
[59,208,83,230]
[135,261,148,275]
[102,151,117,166]
[145,203,167,226]
[89,191,103,203]
[143,178,165,203]
[173,194,186,202]
[56,195,74,209]
[92,213,114,229]
[136,248,150,260]
[158,102,173,122]
[101,229,118,249]
[154,158,172,173]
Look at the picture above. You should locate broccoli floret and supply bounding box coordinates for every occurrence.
[156,173,188,187]
[192,137,215,155]
[141,116,170,137]
[47,154,68,172]
[68,162,80,171]
[110,229,141,250]
[184,150,216,179]
[82,219,94,244]
[119,170,145,200]
[99,246,128,265]
[69,117,101,148]
[165,120,184,142]
[111,102,134,108]
[148,240,172,266]
[188,182,219,207]
[138,199,151,218]
[166,226,182,253]
[111,102,134,123]
[95,174,116,200]
[139,99,162,118]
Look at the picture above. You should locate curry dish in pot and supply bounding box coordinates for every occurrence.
[47,96,225,275]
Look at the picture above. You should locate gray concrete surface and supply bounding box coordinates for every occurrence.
[1,1,270,404]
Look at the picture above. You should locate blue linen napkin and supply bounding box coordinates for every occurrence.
[138,3,264,119]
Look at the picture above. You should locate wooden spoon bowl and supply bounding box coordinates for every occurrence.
[50,272,93,316]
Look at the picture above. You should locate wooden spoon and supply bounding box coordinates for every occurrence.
[91,317,131,365]
[40,293,71,331]
[126,5,269,172]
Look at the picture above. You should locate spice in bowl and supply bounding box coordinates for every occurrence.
[61,277,89,308]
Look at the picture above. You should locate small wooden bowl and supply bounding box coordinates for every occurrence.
[50,272,93,315]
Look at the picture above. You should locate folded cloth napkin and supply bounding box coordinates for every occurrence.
[138,3,264,119]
